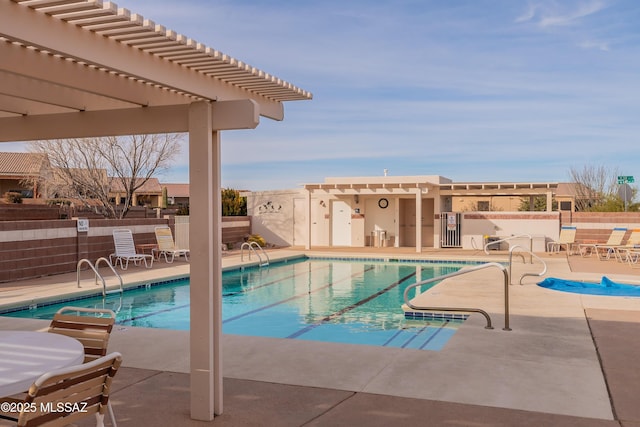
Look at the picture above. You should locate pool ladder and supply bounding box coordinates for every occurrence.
[482,235,548,284]
[77,257,123,297]
[240,241,270,267]
[508,245,547,285]
[484,234,533,262]
[403,262,511,331]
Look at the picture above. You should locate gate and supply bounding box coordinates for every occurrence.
[440,212,462,248]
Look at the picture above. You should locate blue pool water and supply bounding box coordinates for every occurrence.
[2,258,471,351]
[538,276,640,297]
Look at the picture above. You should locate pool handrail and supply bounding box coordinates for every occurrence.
[509,245,547,285]
[484,234,533,264]
[240,241,270,266]
[403,262,511,331]
[77,258,123,297]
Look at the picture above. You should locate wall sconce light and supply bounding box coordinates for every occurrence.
[319,200,326,207]
[354,195,359,204]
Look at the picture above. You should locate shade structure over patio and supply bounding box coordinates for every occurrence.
[0,0,312,421]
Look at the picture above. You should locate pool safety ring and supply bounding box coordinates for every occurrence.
[378,198,388,209]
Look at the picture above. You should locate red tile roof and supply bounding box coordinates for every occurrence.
[0,152,49,177]
[109,177,162,194]
[162,183,189,198]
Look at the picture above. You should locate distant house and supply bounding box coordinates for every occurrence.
[162,183,190,207]
[0,152,51,199]
[0,151,174,210]
[50,167,109,200]
[109,177,163,207]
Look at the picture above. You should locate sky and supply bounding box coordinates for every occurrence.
[5,0,640,191]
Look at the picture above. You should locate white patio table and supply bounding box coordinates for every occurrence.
[0,330,84,398]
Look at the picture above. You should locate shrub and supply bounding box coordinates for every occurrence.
[5,192,23,203]
[246,234,266,247]
[176,205,190,215]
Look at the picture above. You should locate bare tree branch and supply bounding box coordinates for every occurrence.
[569,164,627,211]
[29,134,182,218]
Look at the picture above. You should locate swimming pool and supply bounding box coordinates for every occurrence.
[538,276,640,297]
[3,257,473,351]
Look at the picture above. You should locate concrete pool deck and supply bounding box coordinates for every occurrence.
[1,248,639,426]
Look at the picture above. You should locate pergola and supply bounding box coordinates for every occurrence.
[0,0,312,421]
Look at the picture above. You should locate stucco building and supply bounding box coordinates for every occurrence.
[246,175,579,252]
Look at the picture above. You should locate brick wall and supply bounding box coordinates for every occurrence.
[560,212,640,243]
[222,216,251,246]
[0,218,166,283]
[0,216,252,283]
[0,204,60,221]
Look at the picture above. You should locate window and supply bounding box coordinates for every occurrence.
[560,201,572,211]
[477,201,490,211]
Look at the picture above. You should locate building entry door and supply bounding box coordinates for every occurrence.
[399,198,434,247]
[331,200,351,246]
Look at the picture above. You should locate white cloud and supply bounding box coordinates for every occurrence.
[579,40,610,50]
[515,3,539,23]
[7,0,639,191]
[515,0,610,28]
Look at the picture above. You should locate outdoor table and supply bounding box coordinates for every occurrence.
[136,243,159,259]
[0,330,84,398]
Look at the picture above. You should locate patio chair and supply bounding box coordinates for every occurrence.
[0,352,122,427]
[48,306,116,363]
[546,226,577,254]
[612,229,640,263]
[152,225,190,263]
[578,227,627,260]
[109,228,154,270]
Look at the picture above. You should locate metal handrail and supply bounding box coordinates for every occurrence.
[484,234,532,263]
[240,241,270,266]
[509,245,547,285]
[95,257,124,294]
[470,236,482,250]
[403,262,511,331]
[77,258,123,297]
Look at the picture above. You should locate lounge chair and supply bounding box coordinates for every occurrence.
[0,352,122,427]
[612,229,640,262]
[152,225,190,263]
[578,227,627,260]
[48,306,116,363]
[109,228,154,270]
[546,226,577,254]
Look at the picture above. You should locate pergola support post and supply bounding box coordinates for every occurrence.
[305,189,311,250]
[415,189,423,252]
[189,101,223,420]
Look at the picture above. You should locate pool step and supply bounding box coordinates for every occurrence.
[401,304,470,321]
[384,321,462,350]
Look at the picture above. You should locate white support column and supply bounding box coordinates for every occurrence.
[188,101,222,420]
[433,194,442,249]
[394,197,400,247]
[305,189,311,250]
[415,189,422,253]
[546,191,553,212]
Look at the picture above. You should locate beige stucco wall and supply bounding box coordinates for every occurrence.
[458,212,560,251]
[246,187,564,251]
[246,189,303,247]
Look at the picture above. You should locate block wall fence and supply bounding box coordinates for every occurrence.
[0,216,251,283]
[2,212,640,283]
[561,212,640,244]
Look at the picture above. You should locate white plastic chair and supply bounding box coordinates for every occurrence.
[109,229,153,270]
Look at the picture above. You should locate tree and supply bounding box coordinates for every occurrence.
[569,164,638,212]
[221,188,247,216]
[161,186,168,209]
[30,134,182,218]
[519,196,557,212]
